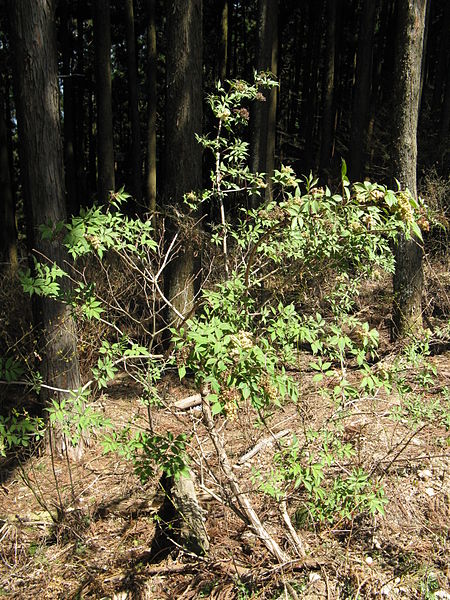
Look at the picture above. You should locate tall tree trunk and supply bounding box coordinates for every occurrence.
[74,13,87,204]
[61,0,78,216]
[164,0,203,327]
[125,0,142,206]
[302,1,322,173]
[349,0,377,181]
[0,74,18,271]
[251,0,278,203]
[391,0,428,339]
[218,0,229,82]
[162,5,206,554]
[9,0,82,456]
[431,1,450,112]
[145,0,157,213]
[93,0,115,204]
[319,0,337,180]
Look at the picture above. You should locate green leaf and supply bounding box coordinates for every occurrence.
[410,220,423,242]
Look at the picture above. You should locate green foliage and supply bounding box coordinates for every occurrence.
[0,356,24,382]
[46,389,112,447]
[102,429,189,481]
[257,431,387,526]
[0,410,45,456]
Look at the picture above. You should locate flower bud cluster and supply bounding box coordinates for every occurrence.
[396,191,414,223]
[260,373,278,403]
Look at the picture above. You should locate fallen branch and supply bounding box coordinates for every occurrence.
[235,429,291,466]
[202,392,291,564]
[173,393,202,410]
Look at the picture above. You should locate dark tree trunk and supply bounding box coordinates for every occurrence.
[145,0,157,213]
[164,0,203,327]
[431,1,450,112]
[251,0,278,202]
[125,0,142,206]
[61,0,78,216]
[319,0,338,180]
[391,0,428,339]
[349,0,377,181]
[0,74,17,271]
[218,0,229,82]
[302,1,322,172]
[74,13,87,203]
[8,0,82,456]
[93,0,115,203]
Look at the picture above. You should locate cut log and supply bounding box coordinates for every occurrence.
[173,393,202,410]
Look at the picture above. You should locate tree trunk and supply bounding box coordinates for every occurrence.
[8,0,82,456]
[125,0,142,206]
[302,1,322,173]
[391,0,428,339]
[0,74,18,271]
[61,0,79,216]
[319,0,338,180]
[218,0,229,82]
[164,0,203,328]
[349,0,377,181]
[431,1,450,112]
[74,13,87,204]
[145,0,157,213]
[93,0,115,204]
[251,0,278,203]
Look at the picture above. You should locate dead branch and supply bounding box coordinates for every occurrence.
[201,392,291,564]
[235,429,291,466]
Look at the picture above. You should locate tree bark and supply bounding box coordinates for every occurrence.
[8,0,82,456]
[164,0,203,327]
[218,0,229,82]
[0,73,18,271]
[145,0,157,213]
[349,0,377,181]
[125,0,142,206]
[391,0,428,339]
[61,0,79,216]
[93,0,115,204]
[251,0,278,203]
[319,0,338,180]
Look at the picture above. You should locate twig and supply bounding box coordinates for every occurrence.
[280,498,307,558]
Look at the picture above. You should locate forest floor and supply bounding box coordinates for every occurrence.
[0,268,449,600]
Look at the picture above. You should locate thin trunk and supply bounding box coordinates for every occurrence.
[74,13,87,203]
[125,0,142,206]
[93,0,115,203]
[0,75,18,271]
[302,1,322,172]
[391,0,428,339]
[431,1,450,112]
[145,0,157,213]
[61,0,78,216]
[320,0,337,180]
[251,0,278,203]
[349,0,377,181]
[218,0,229,82]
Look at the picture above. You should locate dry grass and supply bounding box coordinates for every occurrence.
[1,345,449,599]
[1,258,449,599]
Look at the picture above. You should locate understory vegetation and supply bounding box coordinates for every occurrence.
[1,78,449,599]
